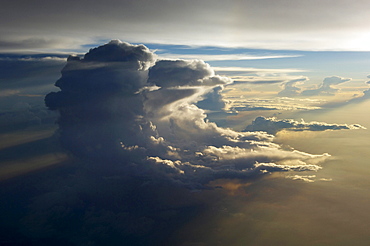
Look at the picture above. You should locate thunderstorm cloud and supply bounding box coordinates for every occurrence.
[45,40,335,188]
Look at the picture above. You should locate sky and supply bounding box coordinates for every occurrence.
[2,0,370,52]
[1,1,370,245]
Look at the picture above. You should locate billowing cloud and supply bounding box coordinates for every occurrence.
[301,76,351,96]
[24,39,368,245]
[148,59,231,87]
[45,40,331,188]
[196,85,227,111]
[244,116,365,134]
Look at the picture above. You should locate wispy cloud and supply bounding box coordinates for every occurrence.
[286,174,316,183]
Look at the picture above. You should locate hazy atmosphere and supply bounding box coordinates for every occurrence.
[1,1,370,245]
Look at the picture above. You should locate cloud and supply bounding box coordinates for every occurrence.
[0,38,78,52]
[366,75,370,84]
[286,174,316,183]
[157,53,301,61]
[233,79,286,85]
[0,54,66,92]
[148,59,231,87]
[0,98,57,132]
[301,76,351,96]
[0,54,68,131]
[229,97,322,112]
[196,85,227,111]
[278,77,308,97]
[28,39,365,245]
[213,67,307,75]
[45,40,332,189]
[244,116,365,134]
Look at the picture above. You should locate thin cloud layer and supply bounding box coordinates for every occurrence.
[45,40,330,188]
[229,97,322,112]
[244,116,365,135]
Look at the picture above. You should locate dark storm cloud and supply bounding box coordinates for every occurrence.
[301,76,351,96]
[244,116,365,135]
[45,40,330,188]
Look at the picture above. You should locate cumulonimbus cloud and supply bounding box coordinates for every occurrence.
[244,116,365,134]
[45,40,336,188]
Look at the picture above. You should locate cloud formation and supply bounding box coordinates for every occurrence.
[301,76,351,96]
[244,116,365,135]
[196,85,228,111]
[229,97,322,112]
[45,40,330,188]
[278,77,308,97]
[27,40,369,245]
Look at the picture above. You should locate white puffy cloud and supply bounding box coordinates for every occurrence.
[244,116,365,134]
